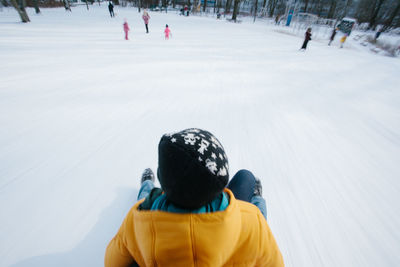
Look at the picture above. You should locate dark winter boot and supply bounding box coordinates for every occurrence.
[254,178,262,197]
[141,168,155,184]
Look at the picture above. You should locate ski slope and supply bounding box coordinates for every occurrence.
[1,5,400,267]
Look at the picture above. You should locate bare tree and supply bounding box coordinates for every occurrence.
[262,0,266,10]
[216,0,222,12]
[369,0,386,29]
[303,0,309,12]
[225,0,233,15]
[31,0,40,13]
[268,0,277,17]
[327,0,336,18]
[383,0,400,30]
[10,0,30,22]
[231,0,240,20]
[63,0,72,11]
[1,0,10,7]
[253,0,258,22]
[356,0,388,29]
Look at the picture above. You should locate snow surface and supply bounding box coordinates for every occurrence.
[1,5,400,267]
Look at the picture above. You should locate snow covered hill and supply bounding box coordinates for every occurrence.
[1,5,399,267]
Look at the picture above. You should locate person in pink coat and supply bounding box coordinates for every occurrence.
[123,19,130,40]
[164,24,171,40]
[142,9,150,33]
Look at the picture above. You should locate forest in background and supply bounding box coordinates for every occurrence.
[1,0,399,32]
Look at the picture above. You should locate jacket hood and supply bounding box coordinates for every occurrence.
[132,189,242,266]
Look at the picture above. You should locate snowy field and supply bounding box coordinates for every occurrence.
[1,5,400,267]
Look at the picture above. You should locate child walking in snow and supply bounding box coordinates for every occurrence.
[164,24,171,40]
[123,19,130,40]
[142,9,150,33]
[105,128,284,267]
[328,27,337,46]
[300,27,312,50]
[108,1,114,18]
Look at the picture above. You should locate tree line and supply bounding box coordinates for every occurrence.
[2,0,399,30]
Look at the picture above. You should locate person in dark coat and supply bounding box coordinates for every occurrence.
[328,27,337,45]
[108,1,114,17]
[300,28,312,50]
[375,30,382,41]
[184,5,189,16]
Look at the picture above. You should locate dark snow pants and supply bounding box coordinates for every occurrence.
[301,39,309,49]
[227,169,267,220]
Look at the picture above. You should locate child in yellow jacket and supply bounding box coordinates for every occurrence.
[105,128,284,267]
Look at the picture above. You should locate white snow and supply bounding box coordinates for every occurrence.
[1,5,400,267]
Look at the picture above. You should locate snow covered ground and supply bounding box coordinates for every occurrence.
[1,5,400,267]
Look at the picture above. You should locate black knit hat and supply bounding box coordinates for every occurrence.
[157,128,229,209]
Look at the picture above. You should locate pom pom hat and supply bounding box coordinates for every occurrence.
[157,128,229,209]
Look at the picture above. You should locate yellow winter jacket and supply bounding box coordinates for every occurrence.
[105,189,284,267]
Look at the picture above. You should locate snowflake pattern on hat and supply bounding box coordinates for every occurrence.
[166,128,228,177]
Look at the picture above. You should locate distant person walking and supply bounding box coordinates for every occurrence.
[164,24,171,40]
[328,28,337,45]
[300,28,312,50]
[142,9,150,33]
[108,1,114,17]
[184,5,189,16]
[123,19,130,40]
[375,29,382,41]
[340,34,347,48]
